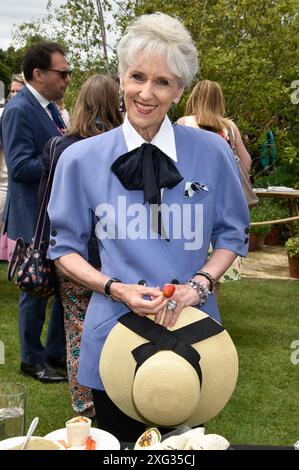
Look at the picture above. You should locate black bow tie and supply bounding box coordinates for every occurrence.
[111,143,183,206]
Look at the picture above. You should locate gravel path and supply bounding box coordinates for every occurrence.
[241,245,293,280]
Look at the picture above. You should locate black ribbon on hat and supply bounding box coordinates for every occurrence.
[111,143,183,238]
[118,312,224,386]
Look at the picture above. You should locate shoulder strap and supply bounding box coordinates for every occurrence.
[33,136,62,249]
[227,126,237,154]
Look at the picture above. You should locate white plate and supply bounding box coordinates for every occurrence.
[0,436,28,450]
[0,436,64,450]
[44,427,120,450]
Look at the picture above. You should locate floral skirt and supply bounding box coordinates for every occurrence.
[208,245,242,282]
[55,269,95,417]
[220,256,242,282]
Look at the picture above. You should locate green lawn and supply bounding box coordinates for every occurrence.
[0,261,298,445]
[0,261,73,436]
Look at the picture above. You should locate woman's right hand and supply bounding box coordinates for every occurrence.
[110,283,169,318]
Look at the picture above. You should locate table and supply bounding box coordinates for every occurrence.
[254,189,299,217]
[252,189,299,235]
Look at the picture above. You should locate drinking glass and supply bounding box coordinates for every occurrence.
[0,382,26,441]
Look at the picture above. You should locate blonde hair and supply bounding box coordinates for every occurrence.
[117,12,198,88]
[68,74,123,138]
[56,98,65,110]
[11,74,25,85]
[7,74,25,99]
[185,80,230,133]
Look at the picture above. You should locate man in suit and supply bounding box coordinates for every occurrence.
[0,42,72,382]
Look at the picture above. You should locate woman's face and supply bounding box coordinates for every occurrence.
[120,51,183,141]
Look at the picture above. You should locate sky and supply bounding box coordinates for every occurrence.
[0,0,66,50]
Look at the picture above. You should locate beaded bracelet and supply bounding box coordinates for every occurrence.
[186,279,210,307]
[194,270,216,293]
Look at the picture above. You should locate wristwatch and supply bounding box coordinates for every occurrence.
[104,278,121,301]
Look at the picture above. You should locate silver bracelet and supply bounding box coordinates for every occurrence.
[194,270,216,293]
[186,279,210,307]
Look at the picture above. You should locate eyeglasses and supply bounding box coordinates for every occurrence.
[46,69,72,79]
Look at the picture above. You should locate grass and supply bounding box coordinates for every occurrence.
[206,278,299,445]
[0,261,73,436]
[0,261,298,445]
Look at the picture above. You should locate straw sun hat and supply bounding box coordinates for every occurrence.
[99,307,238,427]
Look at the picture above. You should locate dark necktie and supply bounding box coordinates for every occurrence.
[47,102,66,132]
[111,143,183,239]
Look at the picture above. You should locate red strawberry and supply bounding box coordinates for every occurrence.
[162,284,176,298]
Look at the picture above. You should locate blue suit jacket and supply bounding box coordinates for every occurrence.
[48,124,250,390]
[0,86,61,242]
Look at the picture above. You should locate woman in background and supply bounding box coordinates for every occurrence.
[0,74,25,260]
[177,79,252,170]
[7,74,25,99]
[56,98,70,128]
[39,74,123,418]
[177,79,252,288]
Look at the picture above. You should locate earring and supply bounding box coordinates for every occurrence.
[119,91,125,114]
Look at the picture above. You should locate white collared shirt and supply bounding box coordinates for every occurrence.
[122,114,177,162]
[25,83,53,120]
[26,83,50,109]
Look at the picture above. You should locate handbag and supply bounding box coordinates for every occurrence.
[227,126,259,208]
[7,137,61,297]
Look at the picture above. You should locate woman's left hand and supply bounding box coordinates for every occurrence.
[155,284,200,328]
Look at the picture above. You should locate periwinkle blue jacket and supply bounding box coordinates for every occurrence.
[48,124,249,390]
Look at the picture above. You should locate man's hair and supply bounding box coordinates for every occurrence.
[22,42,66,81]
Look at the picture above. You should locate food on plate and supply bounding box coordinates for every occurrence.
[183,438,203,450]
[134,428,161,449]
[162,284,176,298]
[85,436,96,450]
[184,433,230,450]
[9,437,63,450]
[57,436,96,450]
[65,416,91,446]
[58,439,71,449]
[134,427,230,451]
[159,434,185,450]
[155,426,205,450]
[142,442,165,450]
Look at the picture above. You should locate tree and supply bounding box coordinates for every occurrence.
[12,0,115,109]
[117,0,299,184]
[8,0,299,185]
[0,46,25,97]
[13,0,112,70]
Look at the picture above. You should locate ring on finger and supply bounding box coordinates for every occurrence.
[166,299,177,312]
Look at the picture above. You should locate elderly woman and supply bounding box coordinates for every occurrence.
[48,13,249,441]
